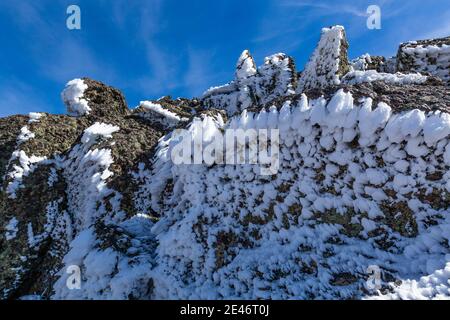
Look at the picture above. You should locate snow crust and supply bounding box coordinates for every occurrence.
[132,89,450,299]
[139,101,182,128]
[203,52,296,115]
[61,79,91,116]
[5,218,19,241]
[5,25,450,301]
[342,70,428,85]
[400,43,450,83]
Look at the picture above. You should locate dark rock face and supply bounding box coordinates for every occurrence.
[365,56,386,72]
[0,116,28,184]
[81,78,130,119]
[302,78,450,114]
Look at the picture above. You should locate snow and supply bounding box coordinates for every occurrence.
[366,168,388,185]
[202,52,296,115]
[17,126,35,142]
[5,217,19,241]
[140,101,183,128]
[373,261,450,300]
[399,43,450,83]
[132,87,450,299]
[61,79,91,116]
[444,143,450,165]
[423,112,450,146]
[81,122,120,145]
[385,109,426,143]
[6,151,47,199]
[63,141,116,230]
[342,70,428,85]
[297,25,346,92]
[358,99,391,147]
[5,26,450,300]
[28,112,44,123]
[235,50,257,80]
[49,119,158,300]
[350,53,372,71]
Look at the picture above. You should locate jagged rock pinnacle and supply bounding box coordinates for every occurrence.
[297,25,350,92]
[62,78,129,119]
[236,50,257,81]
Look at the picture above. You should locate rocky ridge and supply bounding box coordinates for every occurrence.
[0,26,449,300]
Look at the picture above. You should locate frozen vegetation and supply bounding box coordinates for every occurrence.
[0,27,450,300]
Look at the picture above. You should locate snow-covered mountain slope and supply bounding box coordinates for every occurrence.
[1,26,449,300]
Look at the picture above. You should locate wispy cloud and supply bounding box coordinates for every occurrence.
[129,0,184,97]
[279,1,368,17]
[2,1,117,83]
[0,79,50,117]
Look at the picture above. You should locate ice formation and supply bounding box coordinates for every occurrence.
[1,25,450,300]
[139,101,183,128]
[61,79,91,116]
[297,25,349,92]
[398,39,450,83]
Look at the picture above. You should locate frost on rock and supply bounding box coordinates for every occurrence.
[342,70,428,85]
[63,122,120,231]
[28,112,44,123]
[350,54,388,72]
[203,51,296,116]
[81,122,120,145]
[350,54,397,74]
[6,151,47,199]
[51,120,158,300]
[1,25,450,301]
[17,126,35,143]
[236,50,257,81]
[138,101,184,129]
[134,86,450,299]
[297,25,350,92]
[61,79,91,116]
[397,37,450,83]
[5,217,19,241]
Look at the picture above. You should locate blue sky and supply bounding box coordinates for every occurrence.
[0,0,449,117]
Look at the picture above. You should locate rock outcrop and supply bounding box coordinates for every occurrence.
[397,36,450,84]
[1,26,450,300]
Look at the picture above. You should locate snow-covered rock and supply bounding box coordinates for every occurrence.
[62,79,91,116]
[1,25,450,301]
[397,37,450,84]
[297,25,350,92]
